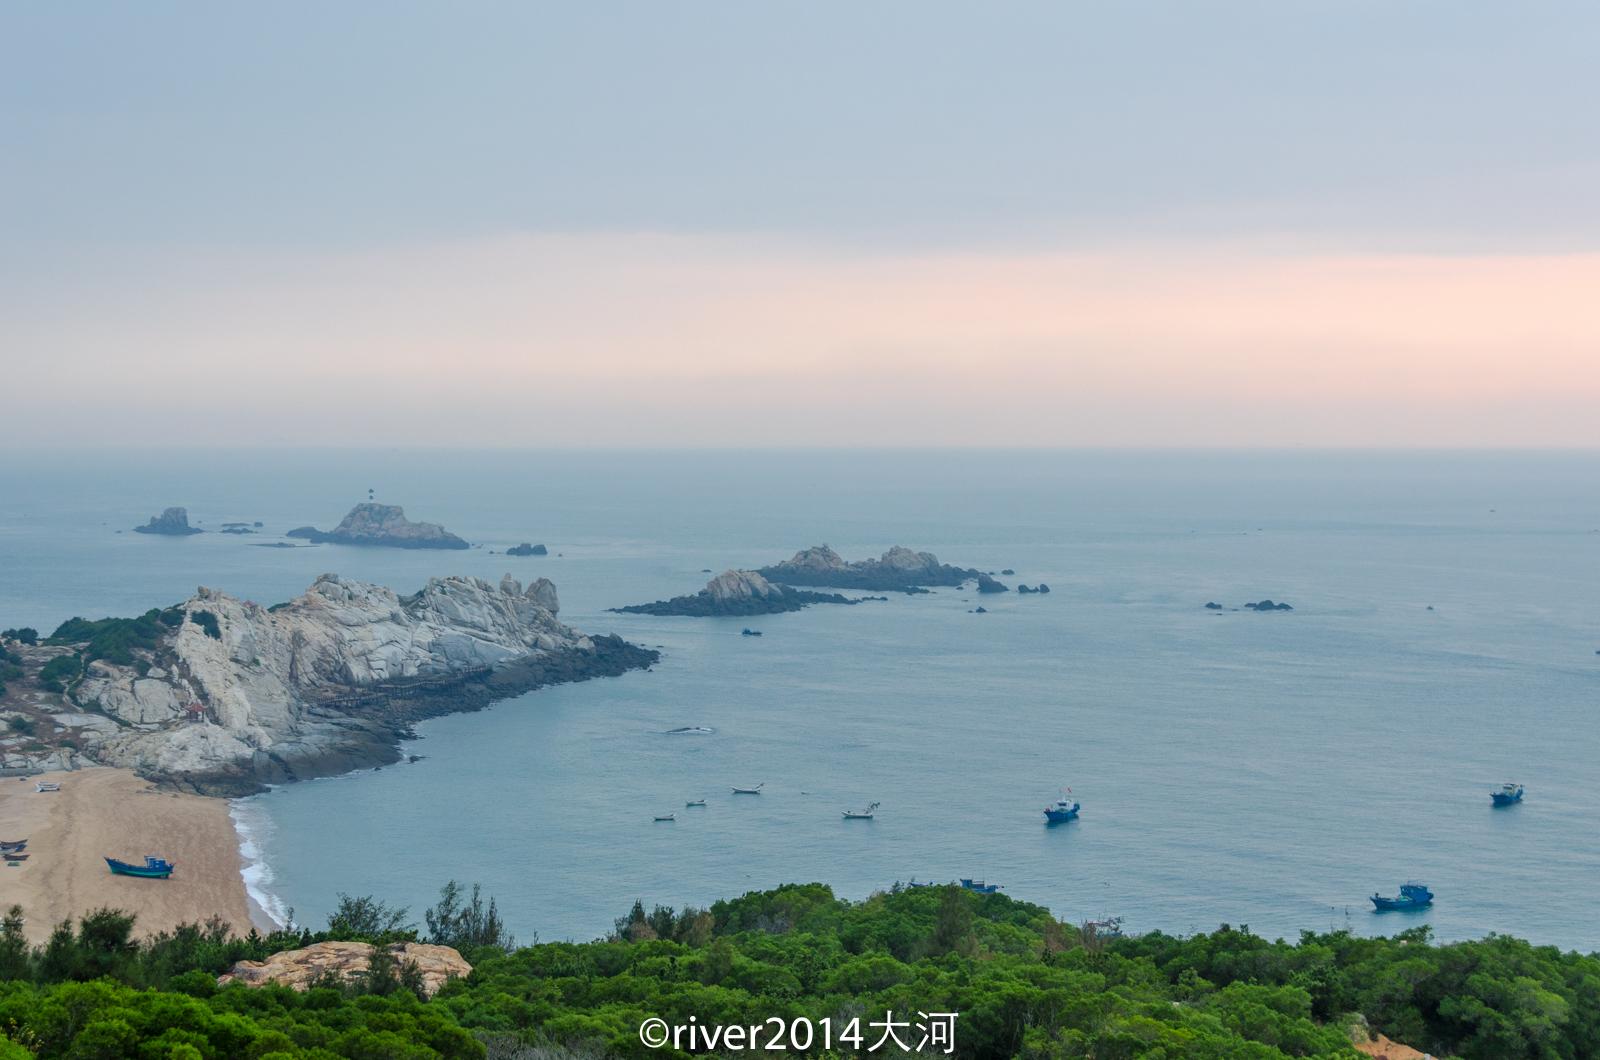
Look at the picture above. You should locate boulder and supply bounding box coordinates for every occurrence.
[219,941,471,997]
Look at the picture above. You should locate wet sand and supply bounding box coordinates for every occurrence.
[0,768,260,945]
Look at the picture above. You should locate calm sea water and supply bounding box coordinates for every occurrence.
[2,450,1596,947]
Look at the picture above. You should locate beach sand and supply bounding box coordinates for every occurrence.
[0,768,260,946]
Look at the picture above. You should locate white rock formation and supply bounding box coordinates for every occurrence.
[705,569,782,603]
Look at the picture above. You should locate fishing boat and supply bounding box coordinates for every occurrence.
[653,813,676,822]
[0,840,26,852]
[1370,881,1432,912]
[731,783,764,795]
[741,628,763,637]
[105,855,174,879]
[1044,790,1081,824]
[842,801,880,820]
[664,726,715,735]
[959,878,1003,894]
[35,782,60,793]
[1490,782,1524,806]
[685,799,706,808]
[4,853,28,862]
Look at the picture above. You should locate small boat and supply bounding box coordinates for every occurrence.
[3,853,28,862]
[1044,790,1081,824]
[843,801,880,820]
[35,782,60,793]
[1371,881,1433,912]
[1491,782,1524,807]
[105,855,174,879]
[959,878,1003,894]
[664,726,715,735]
[732,783,764,795]
[653,813,677,822]
[0,840,26,851]
[685,799,706,808]
[741,628,763,637]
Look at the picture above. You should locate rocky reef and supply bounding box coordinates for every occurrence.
[1017,583,1051,594]
[52,573,654,794]
[611,569,870,617]
[133,507,202,536]
[287,503,469,550]
[506,542,547,556]
[756,545,1005,592]
[1245,599,1294,611]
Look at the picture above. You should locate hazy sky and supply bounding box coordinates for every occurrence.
[4,3,1598,447]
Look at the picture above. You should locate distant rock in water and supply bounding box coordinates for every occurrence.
[1243,599,1294,611]
[976,573,1009,594]
[756,544,1003,592]
[507,542,548,556]
[1017,584,1051,594]
[741,628,763,636]
[133,507,202,536]
[971,606,988,614]
[611,569,871,617]
[287,502,469,550]
[1204,601,1224,610]
[1001,569,1016,576]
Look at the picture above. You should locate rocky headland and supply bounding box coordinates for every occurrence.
[9,573,654,794]
[133,507,203,536]
[756,545,1007,593]
[288,503,469,550]
[611,569,872,617]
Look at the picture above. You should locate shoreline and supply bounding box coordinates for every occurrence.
[0,767,256,946]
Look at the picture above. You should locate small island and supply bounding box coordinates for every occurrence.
[611,570,873,617]
[287,502,469,550]
[757,544,1008,592]
[133,506,203,536]
[507,542,548,556]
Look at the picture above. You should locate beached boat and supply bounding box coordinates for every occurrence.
[1491,782,1524,806]
[1044,791,1081,824]
[685,799,706,807]
[732,783,764,794]
[653,813,676,822]
[4,853,28,862]
[843,801,880,820]
[1371,882,1432,911]
[34,782,60,793]
[105,855,174,879]
[960,878,1003,894]
[0,840,26,852]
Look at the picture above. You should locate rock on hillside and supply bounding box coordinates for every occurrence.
[70,573,654,793]
[133,507,203,536]
[219,941,471,997]
[287,503,469,549]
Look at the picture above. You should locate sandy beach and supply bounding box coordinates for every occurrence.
[0,768,260,946]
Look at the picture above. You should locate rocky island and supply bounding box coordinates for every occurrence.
[757,544,1008,593]
[611,569,872,617]
[133,506,203,536]
[507,542,547,556]
[287,502,469,550]
[2,573,655,794]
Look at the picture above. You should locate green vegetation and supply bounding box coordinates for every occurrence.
[46,607,184,667]
[190,609,222,640]
[0,629,37,646]
[1,882,1598,1058]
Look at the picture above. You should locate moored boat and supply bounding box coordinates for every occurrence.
[732,783,764,795]
[105,855,174,879]
[653,813,676,822]
[1491,782,1524,806]
[843,801,880,820]
[1371,881,1432,911]
[685,799,706,808]
[959,878,1002,894]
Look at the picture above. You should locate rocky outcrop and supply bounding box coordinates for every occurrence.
[219,941,470,997]
[612,569,871,617]
[975,573,1009,594]
[287,503,469,549]
[134,507,202,536]
[67,573,655,793]
[1017,584,1051,594]
[756,545,1002,592]
[507,542,547,556]
[1244,600,1294,611]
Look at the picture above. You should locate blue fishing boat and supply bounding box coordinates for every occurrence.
[1490,782,1524,807]
[1370,881,1432,911]
[1044,790,1080,824]
[959,878,1002,894]
[105,855,174,879]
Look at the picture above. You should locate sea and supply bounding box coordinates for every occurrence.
[2,449,1596,948]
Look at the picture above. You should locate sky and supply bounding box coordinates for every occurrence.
[3,2,1598,447]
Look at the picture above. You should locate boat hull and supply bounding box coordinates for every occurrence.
[104,857,173,879]
[1044,806,1080,824]
[1370,896,1431,911]
[1491,792,1523,806]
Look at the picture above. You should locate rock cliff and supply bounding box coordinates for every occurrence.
[757,544,1004,592]
[68,573,655,794]
[611,569,868,617]
[287,503,469,549]
[133,507,202,536]
[219,941,471,996]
